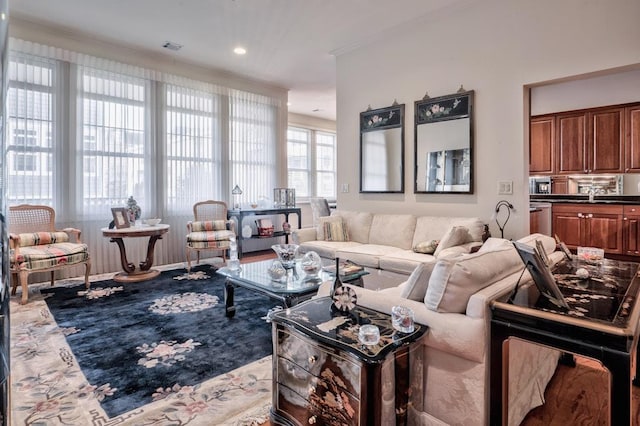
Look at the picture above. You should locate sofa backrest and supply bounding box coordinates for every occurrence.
[412,216,484,248]
[330,210,373,243]
[368,214,417,250]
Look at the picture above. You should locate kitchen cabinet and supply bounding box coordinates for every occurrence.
[623,205,640,256]
[530,115,554,174]
[552,204,623,254]
[554,107,624,175]
[625,106,640,172]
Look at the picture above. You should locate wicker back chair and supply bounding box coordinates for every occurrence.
[186,200,236,271]
[8,204,91,304]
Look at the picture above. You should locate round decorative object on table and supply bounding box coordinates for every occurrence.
[282,221,291,233]
[242,225,253,239]
[301,251,322,277]
[268,260,287,281]
[358,324,380,346]
[332,285,357,312]
[271,244,299,269]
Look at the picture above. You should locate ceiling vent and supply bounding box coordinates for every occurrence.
[162,41,183,51]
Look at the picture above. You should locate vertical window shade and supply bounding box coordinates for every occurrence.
[316,131,336,198]
[6,54,57,206]
[165,84,221,214]
[229,91,277,205]
[77,66,150,218]
[287,127,311,198]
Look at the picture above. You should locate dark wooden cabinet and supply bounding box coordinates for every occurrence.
[555,112,587,174]
[552,204,623,254]
[550,175,568,194]
[589,107,624,173]
[623,205,640,256]
[530,116,554,174]
[271,298,426,426]
[625,106,640,172]
[532,103,635,177]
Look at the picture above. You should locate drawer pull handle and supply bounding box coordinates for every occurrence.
[577,213,584,218]
[308,356,317,364]
[308,415,317,424]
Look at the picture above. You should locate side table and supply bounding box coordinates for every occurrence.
[270,297,427,426]
[101,224,170,282]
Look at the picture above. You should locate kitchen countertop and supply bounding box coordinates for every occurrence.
[530,195,640,205]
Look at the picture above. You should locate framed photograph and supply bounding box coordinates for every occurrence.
[513,241,570,309]
[111,207,130,229]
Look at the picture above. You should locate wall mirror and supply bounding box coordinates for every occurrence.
[414,90,474,194]
[360,103,405,193]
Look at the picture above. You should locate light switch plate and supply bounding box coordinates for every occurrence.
[341,183,349,193]
[498,181,513,195]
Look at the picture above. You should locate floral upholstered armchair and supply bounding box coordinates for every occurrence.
[9,204,91,304]
[186,200,236,271]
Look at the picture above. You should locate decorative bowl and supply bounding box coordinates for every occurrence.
[301,251,322,277]
[271,244,299,269]
[144,218,162,226]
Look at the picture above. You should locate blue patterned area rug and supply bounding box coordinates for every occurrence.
[38,265,274,419]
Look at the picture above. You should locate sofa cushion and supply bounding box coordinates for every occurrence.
[322,217,349,242]
[413,239,439,254]
[336,244,406,269]
[433,226,472,257]
[412,217,484,248]
[379,250,436,274]
[368,214,416,250]
[299,241,362,260]
[400,262,436,301]
[331,210,373,244]
[425,243,524,313]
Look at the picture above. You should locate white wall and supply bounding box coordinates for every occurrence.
[336,0,640,240]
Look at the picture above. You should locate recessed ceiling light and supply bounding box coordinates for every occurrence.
[234,47,247,55]
[162,41,183,51]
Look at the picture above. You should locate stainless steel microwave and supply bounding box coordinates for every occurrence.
[529,176,551,194]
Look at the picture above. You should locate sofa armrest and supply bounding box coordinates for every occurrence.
[62,227,83,243]
[292,227,317,244]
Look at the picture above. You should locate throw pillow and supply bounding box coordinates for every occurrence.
[433,226,472,257]
[400,262,435,301]
[322,217,350,242]
[424,247,523,313]
[316,215,342,240]
[413,240,439,254]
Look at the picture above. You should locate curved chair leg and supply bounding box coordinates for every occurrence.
[50,271,55,287]
[186,247,192,272]
[19,270,29,304]
[84,260,91,289]
[10,272,18,295]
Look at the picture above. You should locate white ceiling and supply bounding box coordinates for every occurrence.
[9,0,467,121]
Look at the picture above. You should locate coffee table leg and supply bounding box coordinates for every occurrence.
[225,280,236,318]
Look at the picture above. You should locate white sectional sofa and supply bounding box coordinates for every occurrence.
[293,210,486,275]
[315,232,562,426]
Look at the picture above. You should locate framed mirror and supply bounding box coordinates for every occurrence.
[360,104,405,193]
[414,90,474,194]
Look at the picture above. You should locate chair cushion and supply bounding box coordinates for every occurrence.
[400,262,436,301]
[190,220,228,232]
[17,231,70,247]
[12,242,89,270]
[433,226,472,257]
[186,230,234,249]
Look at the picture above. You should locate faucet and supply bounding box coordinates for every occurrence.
[588,186,595,202]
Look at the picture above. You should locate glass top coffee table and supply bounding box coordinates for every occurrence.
[216,259,368,318]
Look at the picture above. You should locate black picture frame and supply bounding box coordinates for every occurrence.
[359,104,405,194]
[111,207,130,229]
[512,241,570,309]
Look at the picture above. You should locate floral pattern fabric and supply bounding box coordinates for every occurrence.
[10,273,272,426]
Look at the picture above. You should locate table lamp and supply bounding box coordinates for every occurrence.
[232,185,242,210]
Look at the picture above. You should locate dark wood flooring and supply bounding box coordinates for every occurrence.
[243,252,639,425]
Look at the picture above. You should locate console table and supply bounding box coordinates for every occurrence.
[490,256,640,425]
[270,297,427,426]
[227,207,301,258]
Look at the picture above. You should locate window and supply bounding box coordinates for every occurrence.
[229,91,277,206]
[77,66,149,218]
[165,84,221,214]
[287,126,336,200]
[6,54,57,205]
